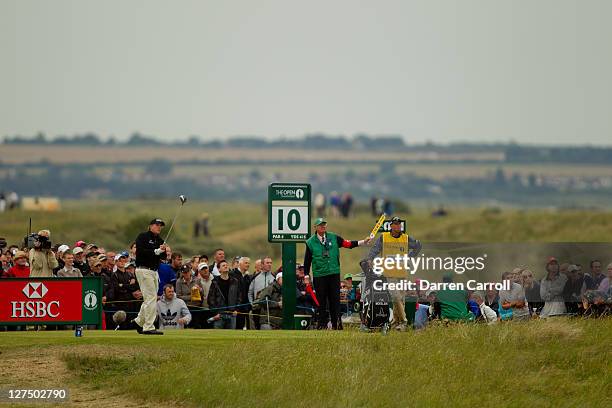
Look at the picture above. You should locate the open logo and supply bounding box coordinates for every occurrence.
[83,290,98,311]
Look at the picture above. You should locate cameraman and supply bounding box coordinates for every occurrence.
[29,230,58,277]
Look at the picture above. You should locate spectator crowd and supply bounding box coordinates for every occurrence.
[0,230,321,331]
[1,230,611,332]
[409,257,612,331]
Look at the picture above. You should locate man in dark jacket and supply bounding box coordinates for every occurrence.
[90,258,112,302]
[111,253,142,329]
[89,258,113,329]
[207,259,240,329]
[230,256,252,329]
[133,218,169,335]
[72,247,87,274]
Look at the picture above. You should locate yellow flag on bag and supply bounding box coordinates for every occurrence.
[369,213,387,239]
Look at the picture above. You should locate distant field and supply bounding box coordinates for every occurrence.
[2,200,612,271]
[171,162,612,180]
[0,145,504,164]
[0,319,609,407]
[4,146,612,183]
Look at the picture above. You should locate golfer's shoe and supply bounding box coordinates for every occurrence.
[142,330,164,335]
[131,319,143,334]
[359,324,371,333]
[395,323,407,332]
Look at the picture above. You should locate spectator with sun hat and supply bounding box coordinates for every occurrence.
[6,251,30,278]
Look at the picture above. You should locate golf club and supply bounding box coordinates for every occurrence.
[163,194,187,243]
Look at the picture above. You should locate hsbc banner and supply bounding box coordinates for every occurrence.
[0,277,103,326]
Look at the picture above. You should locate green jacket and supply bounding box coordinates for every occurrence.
[437,290,474,321]
[305,232,341,278]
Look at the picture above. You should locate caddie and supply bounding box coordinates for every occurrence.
[367,216,421,331]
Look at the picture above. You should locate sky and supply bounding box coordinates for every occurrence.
[1,0,611,145]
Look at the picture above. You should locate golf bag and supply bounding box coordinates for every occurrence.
[359,259,391,328]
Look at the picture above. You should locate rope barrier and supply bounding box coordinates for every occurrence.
[103,308,284,320]
[103,298,293,320]
[104,298,317,313]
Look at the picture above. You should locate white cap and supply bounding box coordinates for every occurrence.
[276,272,283,282]
[58,244,70,254]
[197,262,209,271]
[73,247,84,255]
[114,253,128,262]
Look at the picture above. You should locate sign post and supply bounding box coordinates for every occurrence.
[268,183,311,329]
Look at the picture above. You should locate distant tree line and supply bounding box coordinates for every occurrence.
[2,132,407,151]
[4,132,612,164]
[504,145,612,164]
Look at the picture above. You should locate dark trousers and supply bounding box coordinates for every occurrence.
[187,307,202,329]
[314,273,341,329]
[235,311,250,330]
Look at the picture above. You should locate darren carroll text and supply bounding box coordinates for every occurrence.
[372,279,511,291]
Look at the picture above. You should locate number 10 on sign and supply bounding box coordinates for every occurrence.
[271,204,308,238]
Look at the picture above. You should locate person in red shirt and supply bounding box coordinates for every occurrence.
[6,251,30,277]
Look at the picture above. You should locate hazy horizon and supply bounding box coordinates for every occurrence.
[2,0,611,146]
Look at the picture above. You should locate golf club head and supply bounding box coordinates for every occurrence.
[179,195,187,204]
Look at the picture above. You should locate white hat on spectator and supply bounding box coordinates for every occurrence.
[57,244,70,254]
[73,247,84,255]
[114,253,128,262]
[276,272,283,282]
[197,262,209,271]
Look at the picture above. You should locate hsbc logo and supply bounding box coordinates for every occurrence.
[11,282,59,318]
[22,282,48,299]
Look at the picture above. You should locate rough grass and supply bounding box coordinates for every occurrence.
[0,318,609,407]
[3,201,612,267]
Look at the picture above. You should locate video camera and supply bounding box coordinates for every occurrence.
[25,233,52,250]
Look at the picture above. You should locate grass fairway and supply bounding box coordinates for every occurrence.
[1,318,610,407]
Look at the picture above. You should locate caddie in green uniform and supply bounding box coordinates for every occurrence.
[303,218,371,329]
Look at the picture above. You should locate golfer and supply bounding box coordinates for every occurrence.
[304,217,371,330]
[133,218,169,335]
